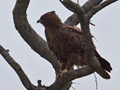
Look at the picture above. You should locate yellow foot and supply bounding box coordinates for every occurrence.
[56,69,68,80]
[60,69,68,76]
[59,69,68,78]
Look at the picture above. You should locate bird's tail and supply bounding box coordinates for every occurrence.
[94,50,112,72]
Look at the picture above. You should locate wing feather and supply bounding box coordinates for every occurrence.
[57,25,84,51]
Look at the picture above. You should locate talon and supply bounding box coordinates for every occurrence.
[56,69,68,80]
[59,69,68,77]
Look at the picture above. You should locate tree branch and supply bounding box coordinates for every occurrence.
[60,0,113,79]
[60,0,84,14]
[81,22,111,79]
[49,66,94,90]
[0,45,37,90]
[12,0,60,75]
[64,0,103,25]
[12,0,73,90]
[61,82,72,90]
[60,0,85,25]
[87,0,118,19]
[1,0,116,89]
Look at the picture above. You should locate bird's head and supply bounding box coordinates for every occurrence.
[37,11,62,27]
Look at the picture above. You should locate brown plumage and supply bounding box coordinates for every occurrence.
[37,11,112,75]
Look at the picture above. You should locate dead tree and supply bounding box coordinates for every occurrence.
[0,0,117,90]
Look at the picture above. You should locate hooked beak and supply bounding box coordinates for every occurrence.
[37,19,43,23]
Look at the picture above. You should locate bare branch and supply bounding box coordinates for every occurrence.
[83,0,103,12]
[81,21,111,79]
[94,73,98,89]
[12,0,72,90]
[2,0,116,89]
[0,45,37,90]
[87,0,118,19]
[62,82,72,90]
[60,0,85,24]
[12,0,60,74]
[64,0,117,25]
[49,66,94,90]
[60,0,112,79]
[64,0,103,25]
[60,0,84,14]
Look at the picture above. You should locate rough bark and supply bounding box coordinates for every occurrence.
[0,45,37,90]
[12,0,60,75]
[60,0,117,79]
[0,0,117,90]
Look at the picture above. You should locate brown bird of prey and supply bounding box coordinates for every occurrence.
[37,11,112,78]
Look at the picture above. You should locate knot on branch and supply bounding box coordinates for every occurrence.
[37,80,47,90]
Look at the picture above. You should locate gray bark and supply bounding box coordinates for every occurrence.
[0,0,117,90]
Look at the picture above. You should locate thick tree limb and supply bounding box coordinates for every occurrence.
[0,45,37,90]
[1,0,117,90]
[60,0,85,22]
[61,82,72,90]
[12,0,97,89]
[64,0,117,25]
[60,0,84,13]
[81,22,111,79]
[60,0,116,79]
[0,45,93,89]
[12,0,74,90]
[12,0,60,75]
[49,66,94,90]
[64,0,103,25]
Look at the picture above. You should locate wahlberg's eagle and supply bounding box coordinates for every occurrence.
[37,11,112,78]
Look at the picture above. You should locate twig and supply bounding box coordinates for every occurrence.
[94,73,98,89]
[72,82,81,85]
[71,86,76,90]
[77,0,79,5]
[90,22,95,26]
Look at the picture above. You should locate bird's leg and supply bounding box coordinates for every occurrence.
[58,53,78,78]
[59,61,68,77]
[56,61,67,79]
[59,69,68,77]
[59,61,73,77]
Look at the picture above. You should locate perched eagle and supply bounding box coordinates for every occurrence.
[37,11,112,77]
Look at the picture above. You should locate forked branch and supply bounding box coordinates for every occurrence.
[60,0,117,79]
[12,0,60,75]
[1,0,118,90]
[87,0,118,19]
[64,0,104,25]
